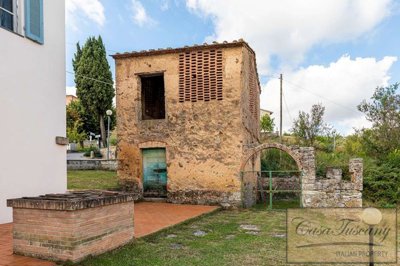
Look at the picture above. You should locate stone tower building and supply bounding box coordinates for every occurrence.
[112,40,261,207]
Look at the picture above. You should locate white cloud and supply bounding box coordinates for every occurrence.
[261,56,397,135]
[66,86,77,96]
[131,0,157,27]
[66,0,105,29]
[186,0,393,74]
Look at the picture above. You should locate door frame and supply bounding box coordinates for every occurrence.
[141,147,168,197]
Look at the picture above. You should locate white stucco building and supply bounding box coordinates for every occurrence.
[0,0,66,223]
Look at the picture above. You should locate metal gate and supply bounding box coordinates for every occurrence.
[242,170,303,209]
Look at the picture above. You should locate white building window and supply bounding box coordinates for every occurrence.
[0,0,16,31]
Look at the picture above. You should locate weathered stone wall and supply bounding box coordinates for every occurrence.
[241,143,363,208]
[259,176,301,191]
[114,42,260,207]
[239,47,261,208]
[302,158,363,207]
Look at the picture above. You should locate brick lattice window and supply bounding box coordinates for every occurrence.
[179,49,223,102]
[248,53,258,120]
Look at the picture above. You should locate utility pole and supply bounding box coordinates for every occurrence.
[279,74,283,166]
[280,74,283,143]
[333,134,336,152]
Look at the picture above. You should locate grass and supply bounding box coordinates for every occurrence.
[65,171,397,266]
[77,203,400,266]
[79,207,289,266]
[67,170,119,190]
[77,201,399,266]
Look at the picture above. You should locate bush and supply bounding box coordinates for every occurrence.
[83,146,102,158]
[363,163,400,205]
[315,151,351,179]
[387,149,400,167]
[260,149,298,171]
[110,135,117,146]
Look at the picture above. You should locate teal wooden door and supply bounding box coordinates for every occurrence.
[142,148,167,197]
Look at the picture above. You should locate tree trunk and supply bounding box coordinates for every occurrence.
[99,114,107,148]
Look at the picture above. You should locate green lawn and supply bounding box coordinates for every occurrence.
[80,207,288,266]
[67,170,119,190]
[66,172,398,266]
[78,202,399,266]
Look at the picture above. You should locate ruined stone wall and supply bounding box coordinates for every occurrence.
[302,159,363,207]
[115,45,260,207]
[259,176,301,191]
[241,143,363,208]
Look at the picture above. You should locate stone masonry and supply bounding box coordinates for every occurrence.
[112,40,261,207]
[241,143,363,207]
[67,159,117,170]
[303,158,363,207]
[7,191,135,263]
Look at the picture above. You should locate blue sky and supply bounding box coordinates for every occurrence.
[66,0,400,135]
[66,0,215,85]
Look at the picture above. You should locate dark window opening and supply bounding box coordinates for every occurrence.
[141,75,165,120]
[0,0,14,31]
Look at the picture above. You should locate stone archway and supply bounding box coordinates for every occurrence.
[240,143,363,208]
[240,143,304,172]
[240,143,317,208]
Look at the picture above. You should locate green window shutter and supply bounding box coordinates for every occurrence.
[25,0,43,44]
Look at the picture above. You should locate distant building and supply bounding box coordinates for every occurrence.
[260,108,273,119]
[0,0,66,223]
[113,40,261,207]
[66,94,77,105]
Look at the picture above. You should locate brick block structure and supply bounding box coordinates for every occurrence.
[7,191,134,263]
[112,40,261,207]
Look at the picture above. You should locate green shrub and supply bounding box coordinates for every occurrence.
[260,149,298,171]
[387,149,400,167]
[110,135,117,146]
[315,151,351,180]
[363,163,400,205]
[83,146,102,158]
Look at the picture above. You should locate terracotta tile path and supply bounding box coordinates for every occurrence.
[0,223,55,266]
[134,202,219,238]
[0,202,219,266]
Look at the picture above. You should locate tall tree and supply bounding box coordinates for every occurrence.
[67,100,99,135]
[73,36,114,147]
[357,83,400,157]
[291,103,330,146]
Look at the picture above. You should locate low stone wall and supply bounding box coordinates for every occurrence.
[302,159,363,207]
[167,190,242,208]
[242,143,363,208]
[259,176,301,191]
[67,159,118,171]
[7,191,134,263]
[119,179,243,209]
